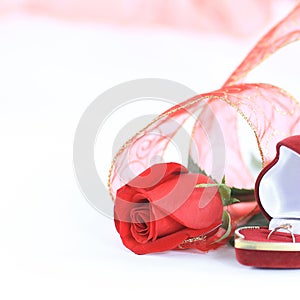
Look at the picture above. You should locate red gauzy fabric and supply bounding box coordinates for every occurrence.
[110,3,300,197]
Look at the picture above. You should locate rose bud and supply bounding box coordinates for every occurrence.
[114,162,226,254]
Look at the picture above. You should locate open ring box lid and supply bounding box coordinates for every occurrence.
[234,135,300,268]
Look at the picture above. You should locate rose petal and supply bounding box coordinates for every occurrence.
[152,211,185,239]
[126,162,188,190]
[144,173,223,229]
[114,163,223,254]
[130,206,154,244]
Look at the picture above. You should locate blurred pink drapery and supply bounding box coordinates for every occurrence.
[0,0,297,38]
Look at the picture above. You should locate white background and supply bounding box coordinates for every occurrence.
[1,11,300,300]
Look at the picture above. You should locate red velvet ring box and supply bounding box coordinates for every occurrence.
[234,135,300,268]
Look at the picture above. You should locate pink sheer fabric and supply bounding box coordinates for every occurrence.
[0,0,295,38]
[109,3,300,198]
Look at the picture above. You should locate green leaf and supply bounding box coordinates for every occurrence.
[189,156,251,205]
[194,183,219,188]
[211,210,232,244]
[195,183,239,206]
[187,156,208,176]
[221,175,226,184]
[231,187,255,202]
[231,197,240,204]
[218,184,232,206]
[231,187,254,195]
[187,156,218,183]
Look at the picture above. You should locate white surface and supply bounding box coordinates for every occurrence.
[1,13,300,300]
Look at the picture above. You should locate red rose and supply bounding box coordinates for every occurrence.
[114,162,225,254]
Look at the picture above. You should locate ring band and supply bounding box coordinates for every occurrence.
[267,223,295,243]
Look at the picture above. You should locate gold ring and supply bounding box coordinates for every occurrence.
[267,223,295,243]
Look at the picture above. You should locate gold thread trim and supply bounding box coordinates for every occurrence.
[107,92,267,201]
[178,235,207,249]
[218,92,265,168]
[234,226,300,251]
[225,39,300,87]
[107,96,212,201]
[109,82,300,200]
[235,238,300,251]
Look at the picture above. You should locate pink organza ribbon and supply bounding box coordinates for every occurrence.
[109,3,300,197]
